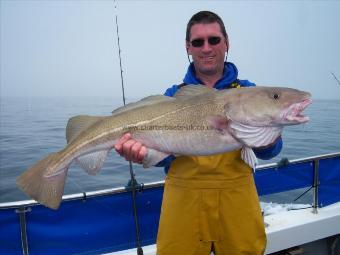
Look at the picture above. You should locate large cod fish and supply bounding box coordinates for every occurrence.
[17,85,311,209]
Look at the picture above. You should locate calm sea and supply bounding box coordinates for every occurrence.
[1,97,340,204]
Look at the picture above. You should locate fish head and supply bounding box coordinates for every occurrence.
[224,86,312,127]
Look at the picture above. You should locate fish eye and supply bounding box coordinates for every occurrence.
[273,93,280,100]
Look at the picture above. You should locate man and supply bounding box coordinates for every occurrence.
[115,11,282,255]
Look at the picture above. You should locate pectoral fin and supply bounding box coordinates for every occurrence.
[206,115,229,133]
[241,147,258,171]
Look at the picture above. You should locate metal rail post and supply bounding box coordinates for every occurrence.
[15,206,31,255]
[312,159,320,214]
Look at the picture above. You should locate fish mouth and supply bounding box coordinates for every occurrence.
[282,98,312,124]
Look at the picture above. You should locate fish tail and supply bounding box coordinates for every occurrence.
[16,152,69,210]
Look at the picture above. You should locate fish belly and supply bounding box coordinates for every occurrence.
[132,128,241,155]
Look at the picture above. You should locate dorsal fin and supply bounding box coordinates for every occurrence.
[174,84,215,99]
[112,95,174,115]
[66,115,105,143]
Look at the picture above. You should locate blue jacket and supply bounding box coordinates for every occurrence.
[157,62,282,170]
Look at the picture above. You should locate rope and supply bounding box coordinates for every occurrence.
[113,1,143,254]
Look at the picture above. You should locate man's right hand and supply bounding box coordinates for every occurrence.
[114,133,148,164]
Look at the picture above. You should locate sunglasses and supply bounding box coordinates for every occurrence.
[190,36,222,48]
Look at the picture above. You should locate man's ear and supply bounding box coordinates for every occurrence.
[225,36,230,54]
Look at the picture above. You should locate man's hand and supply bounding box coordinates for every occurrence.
[114,133,148,164]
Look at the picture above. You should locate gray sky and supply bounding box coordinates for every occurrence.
[1,0,340,99]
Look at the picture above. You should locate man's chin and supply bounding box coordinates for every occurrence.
[198,67,218,75]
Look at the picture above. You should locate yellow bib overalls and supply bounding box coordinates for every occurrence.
[156,150,266,255]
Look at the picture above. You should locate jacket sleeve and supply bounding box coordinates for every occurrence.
[253,136,283,160]
[238,79,256,87]
[164,85,179,97]
[155,155,176,173]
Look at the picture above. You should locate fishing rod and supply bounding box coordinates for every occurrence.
[331,72,340,86]
[113,1,144,255]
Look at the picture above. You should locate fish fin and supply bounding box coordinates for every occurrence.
[66,115,105,143]
[206,115,229,133]
[174,84,215,99]
[142,149,170,168]
[241,147,258,171]
[112,95,174,115]
[75,150,108,175]
[16,152,69,209]
[229,120,282,147]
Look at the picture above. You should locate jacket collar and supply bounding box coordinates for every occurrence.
[183,62,239,90]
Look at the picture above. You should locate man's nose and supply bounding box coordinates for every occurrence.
[201,41,212,52]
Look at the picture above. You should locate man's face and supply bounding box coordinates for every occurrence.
[186,22,228,76]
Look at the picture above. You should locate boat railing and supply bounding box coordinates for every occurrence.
[1,151,339,210]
